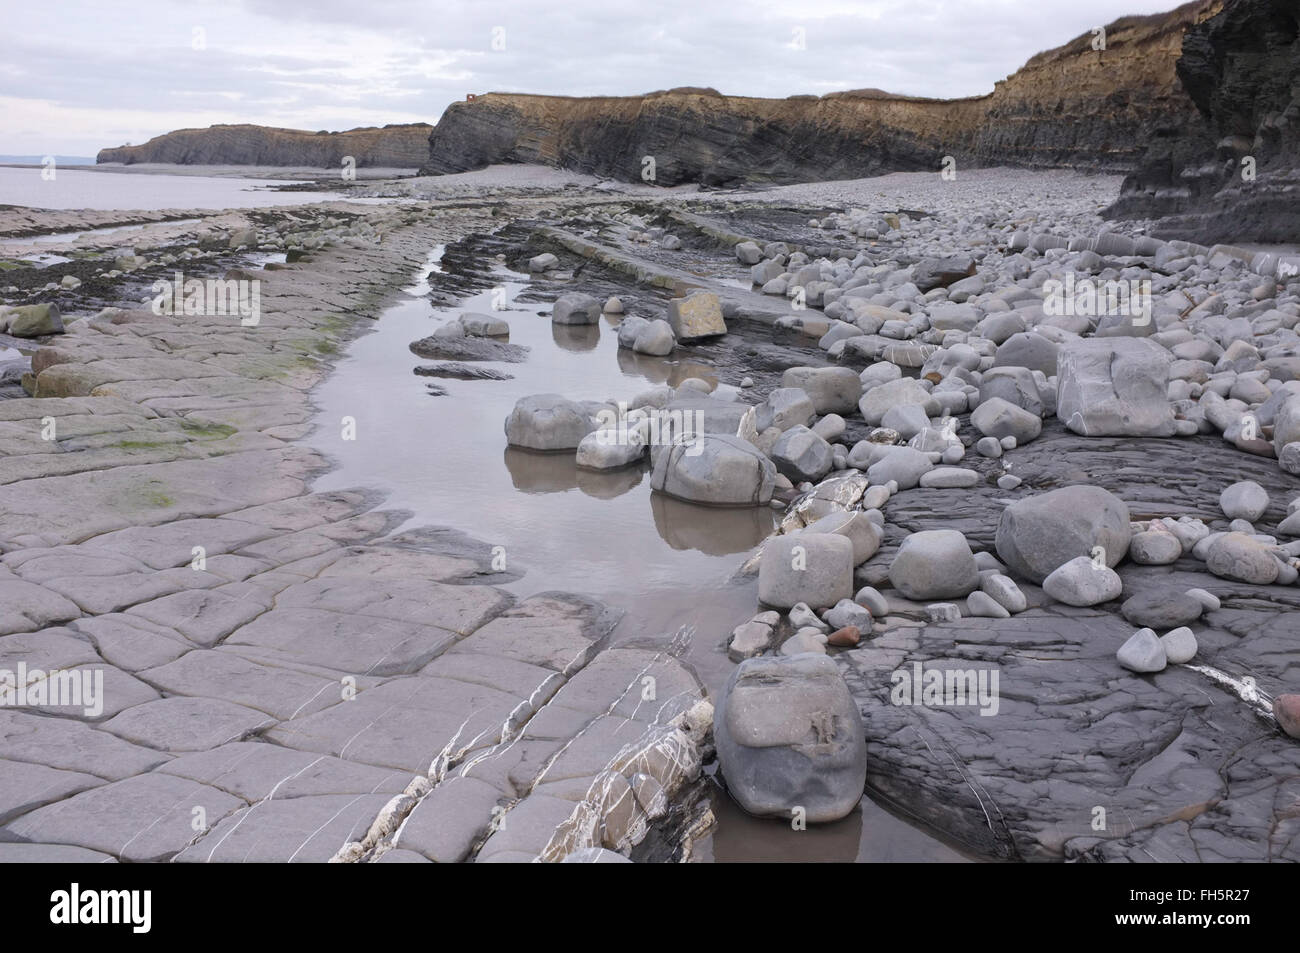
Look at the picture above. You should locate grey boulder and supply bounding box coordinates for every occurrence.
[759,534,855,609]
[994,485,1131,584]
[888,530,979,601]
[551,293,601,325]
[1055,338,1176,437]
[651,433,776,506]
[504,394,599,451]
[715,654,867,823]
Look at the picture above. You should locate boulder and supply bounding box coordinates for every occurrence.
[912,256,976,292]
[866,446,933,490]
[552,293,601,325]
[1118,628,1167,673]
[504,394,598,451]
[1129,529,1182,565]
[759,534,855,609]
[782,366,862,415]
[980,573,1027,613]
[616,314,650,349]
[771,426,834,483]
[801,511,881,564]
[756,388,815,433]
[1055,338,1176,436]
[458,312,510,337]
[1121,590,1205,630]
[994,485,1131,584]
[667,291,726,341]
[1160,626,1198,664]
[632,319,675,356]
[1204,533,1280,585]
[994,332,1060,375]
[1042,557,1122,606]
[575,428,645,470]
[651,433,776,506]
[1220,481,1269,522]
[7,304,64,338]
[715,654,867,823]
[888,530,979,600]
[971,397,1042,443]
[858,377,939,427]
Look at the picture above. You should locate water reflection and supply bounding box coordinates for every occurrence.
[503,446,642,500]
[651,493,776,556]
[706,787,864,863]
[551,322,600,352]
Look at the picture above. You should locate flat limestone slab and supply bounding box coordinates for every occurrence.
[156,742,408,801]
[175,793,394,863]
[6,772,244,862]
[0,760,104,825]
[99,696,275,752]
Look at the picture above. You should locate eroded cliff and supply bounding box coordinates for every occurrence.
[96,123,432,168]
[420,2,1218,186]
[1108,0,1300,243]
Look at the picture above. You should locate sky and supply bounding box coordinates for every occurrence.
[1,0,1190,158]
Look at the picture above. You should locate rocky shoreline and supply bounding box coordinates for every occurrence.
[2,163,1298,863]
[0,191,714,863]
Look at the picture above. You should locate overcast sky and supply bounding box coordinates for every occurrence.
[1,0,1188,157]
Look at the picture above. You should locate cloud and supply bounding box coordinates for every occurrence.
[0,0,1190,156]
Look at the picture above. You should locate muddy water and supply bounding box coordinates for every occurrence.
[308,247,971,863]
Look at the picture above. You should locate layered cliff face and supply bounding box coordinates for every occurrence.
[1108,0,1300,242]
[96,123,432,168]
[420,2,1217,186]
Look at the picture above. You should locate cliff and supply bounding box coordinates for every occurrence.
[420,2,1217,186]
[1107,0,1300,243]
[96,123,433,168]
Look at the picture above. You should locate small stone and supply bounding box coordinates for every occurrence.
[919,467,979,489]
[997,475,1022,490]
[926,603,961,623]
[1274,695,1300,739]
[1118,628,1167,673]
[1129,529,1183,565]
[1220,481,1270,522]
[967,590,1010,618]
[888,530,979,600]
[1042,556,1122,607]
[780,630,828,656]
[827,625,861,647]
[854,586,889,617]
[603,296,624,314]
[1121,589,1204,629]
[790,602,828,632]
[1205,533,1280,585]
[1160,626,1198,664]
[823,598,872,631]
[980,573,1027,613]
[1185,588,1221,612]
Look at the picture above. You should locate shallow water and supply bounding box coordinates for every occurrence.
[309,249,776,599]
[0,166,362,211]
[308,247,972,863]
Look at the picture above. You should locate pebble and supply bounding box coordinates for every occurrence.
[1275,695,1300,739]
[1159,626,1198,664]
[827,625,861,647]
[1118,628,1167,673]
